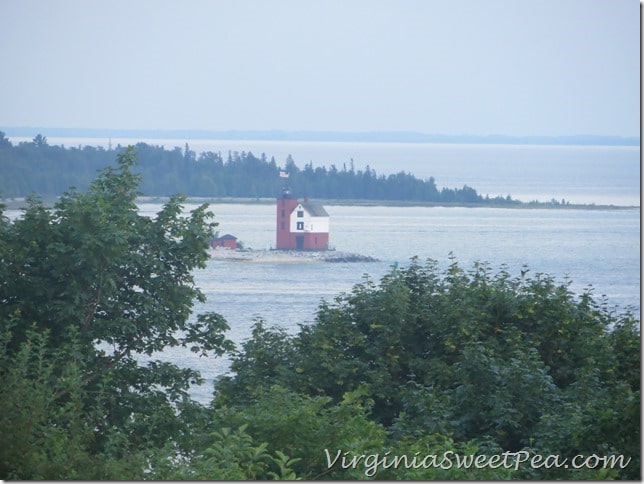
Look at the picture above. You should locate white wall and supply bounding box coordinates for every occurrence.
[289,203,330,233]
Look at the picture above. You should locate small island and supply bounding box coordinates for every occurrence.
[210,247,379,263]
[210,190,379,263]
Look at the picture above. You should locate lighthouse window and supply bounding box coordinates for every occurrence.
[281,210,285,217]
[297,222,304,230]
[297,210,304,218]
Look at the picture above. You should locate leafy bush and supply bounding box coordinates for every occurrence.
[216,256,640,479]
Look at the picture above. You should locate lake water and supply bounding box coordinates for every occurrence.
[138,202,640,404]
[4,138,640,403]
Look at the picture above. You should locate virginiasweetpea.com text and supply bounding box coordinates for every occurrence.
[324,449,632,477]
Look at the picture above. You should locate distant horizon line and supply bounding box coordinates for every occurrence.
[2,126,639,146]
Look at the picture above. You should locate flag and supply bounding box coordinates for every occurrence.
[279,170,289,178]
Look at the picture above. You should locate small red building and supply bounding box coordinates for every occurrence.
[276,189,329,250]
[211,234,238,250]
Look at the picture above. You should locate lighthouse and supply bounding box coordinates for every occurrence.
[275,188,330,250]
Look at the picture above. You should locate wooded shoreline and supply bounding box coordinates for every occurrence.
[180,196,638,210]
[5,133,638,209]
[2,195,638,211]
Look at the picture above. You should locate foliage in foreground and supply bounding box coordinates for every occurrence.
[0,150,639,479]
[215,257,640,479]
[0,149,236,479]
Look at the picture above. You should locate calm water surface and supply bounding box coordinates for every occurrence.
[139,202,640,403]
[5,138,640,403]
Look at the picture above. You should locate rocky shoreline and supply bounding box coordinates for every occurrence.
[210,247,379,263]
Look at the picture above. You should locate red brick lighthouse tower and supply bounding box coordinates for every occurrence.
[276,188,300,249]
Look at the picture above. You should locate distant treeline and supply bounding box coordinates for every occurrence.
[1,132,520,204]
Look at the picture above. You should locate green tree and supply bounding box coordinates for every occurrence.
[0,130,11,148]
[0,148,234,479]
[32,133,48,147]
[212,384,386,479]
[148,424,301,480]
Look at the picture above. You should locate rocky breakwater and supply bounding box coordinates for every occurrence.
[322,252,379,263]
[210,247,379,263]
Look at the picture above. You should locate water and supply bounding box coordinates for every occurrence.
[150,202,639,403]
[4,138,640,403]
[8,137,640,206]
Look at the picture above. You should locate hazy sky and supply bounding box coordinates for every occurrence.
[1,0,639,137]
